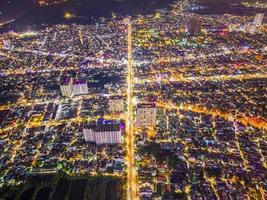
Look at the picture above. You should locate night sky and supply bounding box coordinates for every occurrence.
[0,0,266,27]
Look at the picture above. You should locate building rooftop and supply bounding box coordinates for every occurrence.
[109,95,124,100]
[62,78,87,85]
[84,123,121,132]
[137,103,156,109]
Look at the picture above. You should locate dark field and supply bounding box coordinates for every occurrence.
[0,174,125,200]
[69,179,87,200]
[52,178,70,200]
[36,187,52,200]
[19,187,35,200]
[85,178,123,200]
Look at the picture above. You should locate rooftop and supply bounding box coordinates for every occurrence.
[137,103,156,109]
[84,123,121,132]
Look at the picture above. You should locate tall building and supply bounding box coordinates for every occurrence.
[244,22,256,33]
[109,96,124,113]
[83,124,122,145]
[243,13,264,33]
[253,13,264,26]
[60,78,88,98]
[3,40,12,49]
[187,16,202,34]
[137,103,157,127]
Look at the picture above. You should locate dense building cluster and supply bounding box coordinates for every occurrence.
[0,0,266,199]
[0,19,128,186]
[132,3,267,199]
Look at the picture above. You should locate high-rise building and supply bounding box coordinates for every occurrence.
[83,124,122,145]
[187,16,202,34]
[243,22,256,33]
[60,78,88,98]
[137,103,157,127]
[253,13,264,26]
[242,13,264,34]
[109,96,124,113]
[3,40,12,49]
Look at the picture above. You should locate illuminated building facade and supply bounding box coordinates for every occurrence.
[3,40,12,49]
[83,124,122,145]
[253,13,264,26]
[244,22,256,33]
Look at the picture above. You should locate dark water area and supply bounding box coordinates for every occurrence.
[191,2,267,16]
[1,0,266,33]
[0,0,176,32]
[0,0,34,23]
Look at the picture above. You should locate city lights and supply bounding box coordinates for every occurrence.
[0,0,266,199]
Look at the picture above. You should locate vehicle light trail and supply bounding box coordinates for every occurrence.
[135,72,267,84]
[126,17,138,200]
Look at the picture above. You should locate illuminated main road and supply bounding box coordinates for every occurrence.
[135,72,267,85]
[126,17,138,200]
